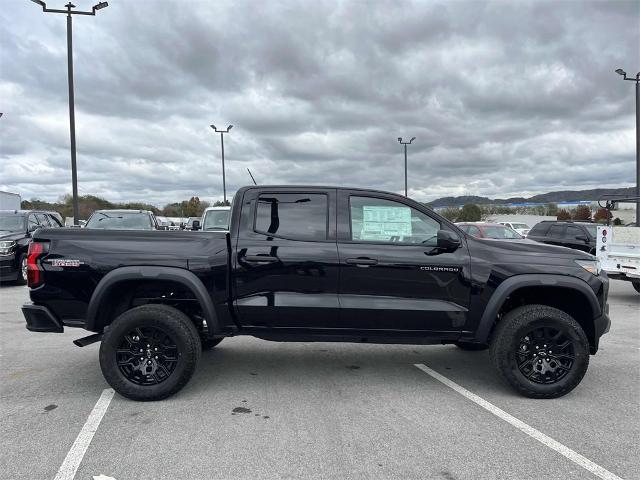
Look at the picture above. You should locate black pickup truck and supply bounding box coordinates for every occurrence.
[22,186,610,401]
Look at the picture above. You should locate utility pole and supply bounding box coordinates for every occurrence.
[398,136,416,197]
[615,68,640,226]
[30,1,109,225]
[210,124,233,204]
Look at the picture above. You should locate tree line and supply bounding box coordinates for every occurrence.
[21,194,229,220]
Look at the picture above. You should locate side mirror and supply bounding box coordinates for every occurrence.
[437,230,461,251]
[191,220,201,231]
[576,235,589,242]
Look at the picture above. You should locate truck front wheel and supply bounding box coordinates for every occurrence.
[489,305,589,399]
[99,305,201,401]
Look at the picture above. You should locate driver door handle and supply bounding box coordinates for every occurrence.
[243,255,278,263]
[345,257,378,266]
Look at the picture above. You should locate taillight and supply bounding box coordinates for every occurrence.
[27,242,48,288]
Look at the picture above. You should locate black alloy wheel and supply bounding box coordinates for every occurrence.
[116,327,179,386]
[515,327,575,384]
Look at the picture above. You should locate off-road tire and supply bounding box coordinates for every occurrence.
[201,338,224,351]
[632,281,640,294]
[99,304,201,401]
[455,341,489,351]
[489,304,589,399]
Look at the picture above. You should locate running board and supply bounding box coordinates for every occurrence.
[73,333,103,347]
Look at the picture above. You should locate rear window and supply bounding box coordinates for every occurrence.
[548,224,565,238]
[481,226,521,239]
[255,193,328,240]
[86,212,153,230]
[529,222,551,236]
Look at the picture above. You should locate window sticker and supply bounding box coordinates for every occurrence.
[359,206,412,240]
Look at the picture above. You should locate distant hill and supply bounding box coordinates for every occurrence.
[428,187,635,208]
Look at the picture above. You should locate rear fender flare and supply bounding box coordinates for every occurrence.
[86,266,219,335]
[474,274,599,343]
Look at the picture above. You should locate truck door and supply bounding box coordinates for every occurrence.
[336,191,470,334]
[233,188,340,329]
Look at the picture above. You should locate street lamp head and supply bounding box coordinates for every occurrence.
[93,1,108,10]
[410,137,416,143]
[210,124,217,131]
[30,0,46,7]
[227,125,233,131]
[397,137,402,142]
[615,68,626,76]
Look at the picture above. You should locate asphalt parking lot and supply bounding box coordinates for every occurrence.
[0,281,638,480]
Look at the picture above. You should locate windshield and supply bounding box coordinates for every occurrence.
[0,215,25,232]
[512,223,529,229]
[85,212,153,230]
[583,224,597,237]
[482,226,522,239]
[203,210,230,230]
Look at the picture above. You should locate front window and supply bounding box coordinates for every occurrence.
[349,196,440,246]
[85,212,153,230]
[203,210,230,231]
[481,225,522,239]
[0,215,26,232]
[512,223,529,230]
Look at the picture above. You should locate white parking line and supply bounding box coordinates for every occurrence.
[53,388,115,480]
[413,364,624,480]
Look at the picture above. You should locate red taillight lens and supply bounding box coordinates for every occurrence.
[27,242,48,288]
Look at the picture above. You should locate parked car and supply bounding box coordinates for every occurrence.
[0,209,63,284]
[84,209,158,231]
[22,185,609,401]
[497,221,531,236]
[201,206,231,231]
[527,221,597,254]
[456,222,525,240]
[185,216,202,231]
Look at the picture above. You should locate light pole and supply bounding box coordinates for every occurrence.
[398,136,416,197]
[210,124,233,204]
[615,68,640,226]
[30,1,108,225]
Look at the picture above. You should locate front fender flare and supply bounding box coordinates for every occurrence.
[474,274,600,343]
[86,266,219,335]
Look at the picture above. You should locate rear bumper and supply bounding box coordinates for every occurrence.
[22,304,63,333]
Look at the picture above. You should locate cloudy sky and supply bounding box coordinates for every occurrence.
[1,0,638,206]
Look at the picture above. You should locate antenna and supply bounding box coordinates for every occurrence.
[247,168,257,185]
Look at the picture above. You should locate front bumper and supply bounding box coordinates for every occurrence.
[0,253,18,281]
[22,304,63,333]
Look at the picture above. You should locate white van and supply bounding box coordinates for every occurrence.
[201,206,231,231]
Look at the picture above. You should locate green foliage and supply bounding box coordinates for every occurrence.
[613,217,623,226]
[546,202,558,216]
[161,197,211,217]
[439,207,460,222]
[557,209,572,220]
[572,205,592,221]
[457,204,482,222]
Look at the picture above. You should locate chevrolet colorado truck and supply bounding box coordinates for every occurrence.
[22,186,610,401]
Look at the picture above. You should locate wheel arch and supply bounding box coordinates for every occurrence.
[86,266,220,335]
[475,274,601,350]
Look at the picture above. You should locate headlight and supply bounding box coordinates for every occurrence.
[575,259,600,275]
[0,241,16,255]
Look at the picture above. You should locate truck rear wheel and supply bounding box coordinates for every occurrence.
[489,305,589,399]
[99,305,201,401]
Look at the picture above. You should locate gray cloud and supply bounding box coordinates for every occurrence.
[1,0,638,206]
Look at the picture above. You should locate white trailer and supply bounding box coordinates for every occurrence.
[597,225,640,293]
[0,191,21,210]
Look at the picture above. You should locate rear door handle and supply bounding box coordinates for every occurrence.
[243,255,279,263]
[345,257,378,266]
